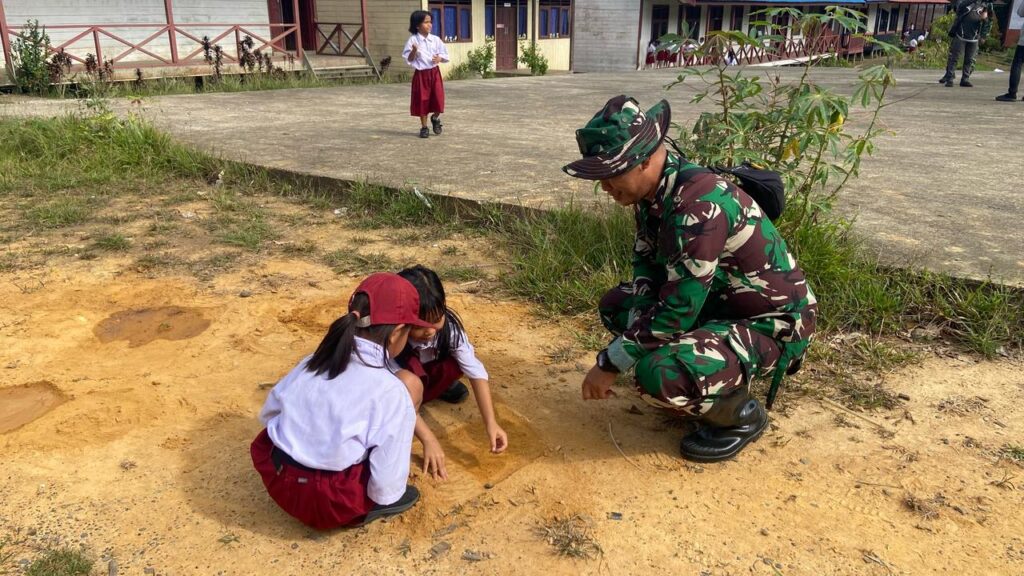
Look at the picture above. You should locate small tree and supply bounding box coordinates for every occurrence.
[466,38,496,77]
[518,41,548,75]
[666,7,898,242]
[10,20,52,94]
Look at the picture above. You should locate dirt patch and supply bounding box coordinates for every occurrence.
[94,306,211,347]
[0,382,66,434]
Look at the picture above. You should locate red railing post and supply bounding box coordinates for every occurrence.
[93,27,103,62]
[164,0,178,63]
[292,0,303,58]
[360,0,369,51]
[0,0,13,78]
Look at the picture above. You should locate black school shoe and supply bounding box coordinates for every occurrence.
[360,485,420,526]
[438,381,469,404]
[938,74,952,84]
[960,79,973,88]
[995,93,1019,102]
[431,115,443,135]
[419,127,429,139]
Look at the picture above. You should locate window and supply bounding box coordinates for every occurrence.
[519,6,528,39]
[428,1,472,42]
[729,6,745,32]
[652,5,670,40]
[681,5,701,39]
[485,5,494,37]
[540,0,571,39]
[707,6,724,33]
[876,8,889,34]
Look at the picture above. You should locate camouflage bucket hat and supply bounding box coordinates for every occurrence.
[562,95,672,181]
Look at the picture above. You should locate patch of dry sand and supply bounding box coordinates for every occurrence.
[1,257,1023,576]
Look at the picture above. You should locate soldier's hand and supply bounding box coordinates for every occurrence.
[582,365,618,400]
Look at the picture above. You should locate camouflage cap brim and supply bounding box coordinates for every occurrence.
[562,100,672,181]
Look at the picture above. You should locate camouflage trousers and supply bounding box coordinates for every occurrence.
[600,283,785,416]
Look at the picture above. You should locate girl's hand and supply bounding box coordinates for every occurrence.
[408,44,419,61]
[432,54,442,64]
[487,423,508,454]
[423,440,448,481]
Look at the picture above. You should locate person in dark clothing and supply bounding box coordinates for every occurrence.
[939,0,995,87]
[995,0,1024,102]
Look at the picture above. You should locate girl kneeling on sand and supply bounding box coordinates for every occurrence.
[396,265,508,480]
[251,273,434,530]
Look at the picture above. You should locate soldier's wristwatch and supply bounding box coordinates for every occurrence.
[596,349,620,374]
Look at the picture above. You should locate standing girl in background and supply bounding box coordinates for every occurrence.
[397,265,508,480]
[251,273,433,530]
[403,10,449,139]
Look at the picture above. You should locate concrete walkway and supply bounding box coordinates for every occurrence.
[3,67,1022,284]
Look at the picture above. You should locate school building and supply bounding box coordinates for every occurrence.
[573,0,949,72]
[0,0,575,85]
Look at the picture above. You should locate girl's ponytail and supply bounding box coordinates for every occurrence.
[306,293,374,379]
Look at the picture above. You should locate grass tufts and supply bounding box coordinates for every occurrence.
[26,548,93,576]
[25,198,92,228]
[92,232,131,251]
[534,515,603,560]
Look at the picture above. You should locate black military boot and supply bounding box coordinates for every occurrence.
[679,386,768,463]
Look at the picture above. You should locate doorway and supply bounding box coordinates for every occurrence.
[496,4,518,71]
[268,0,317,52]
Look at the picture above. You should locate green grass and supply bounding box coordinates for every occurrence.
[1,114,1020,360]
[93,232,131,251]
[1002,444,1024,463]
[24,198,92,228]
[26,548,92,576]
[0,115,219,195]
[323,249,398,274]
[63,70,405,100]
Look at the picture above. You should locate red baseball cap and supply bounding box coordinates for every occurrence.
[349,273,434,328]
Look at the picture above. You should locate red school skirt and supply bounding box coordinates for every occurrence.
[399,352,464,404]
[251,429,375,530]
[410,67,445,117]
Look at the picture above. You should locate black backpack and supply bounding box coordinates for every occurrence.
[678,162,786,222]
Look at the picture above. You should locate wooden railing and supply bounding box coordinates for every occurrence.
[648,30,845,68]
[4,21,300,71]
[314,22,367,58]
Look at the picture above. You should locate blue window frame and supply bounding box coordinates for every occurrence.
[428,1,472,42]
[485,5,495,37]
[539,0,571,38]
[519,6,528,37]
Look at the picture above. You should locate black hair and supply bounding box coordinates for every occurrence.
[409,10,431,34]
[305,292,405,380]
[397,265,465,360]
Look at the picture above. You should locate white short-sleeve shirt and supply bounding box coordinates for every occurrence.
[410,326,489,381]
[402,33,450,71]
[259,338,416,505]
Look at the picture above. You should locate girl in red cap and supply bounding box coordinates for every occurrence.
[251,273,435,530]
[403,10,449,139]
[396,265,508,480]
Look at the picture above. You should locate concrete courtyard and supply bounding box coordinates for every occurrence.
[4,67,1023,284]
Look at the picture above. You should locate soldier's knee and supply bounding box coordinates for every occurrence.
[396,369,424,409]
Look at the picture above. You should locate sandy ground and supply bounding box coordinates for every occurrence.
[2,235,1023,575]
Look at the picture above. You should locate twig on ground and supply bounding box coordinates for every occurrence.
[855,479,903,490]
[819,398,896,435]
[607,421,642,471]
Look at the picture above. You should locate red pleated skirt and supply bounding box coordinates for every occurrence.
[410,66,445,117]
[251,429,375,530]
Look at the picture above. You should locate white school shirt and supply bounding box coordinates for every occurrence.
[410,326,489,381]
[259,338,416,505]
[402,33,450,71]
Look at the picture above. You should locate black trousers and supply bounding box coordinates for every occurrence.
[1008,44,1024,97]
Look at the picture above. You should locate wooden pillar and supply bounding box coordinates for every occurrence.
[360,0,369,52]
[164,0,178,63]
[292,0,303,58]
[0,0,14,77]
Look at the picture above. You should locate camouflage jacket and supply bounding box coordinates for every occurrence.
[605,152,817,371]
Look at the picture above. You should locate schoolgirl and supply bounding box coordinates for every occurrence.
[403,10,450,139]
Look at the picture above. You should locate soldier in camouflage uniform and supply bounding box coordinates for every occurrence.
[564,95,817,462]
